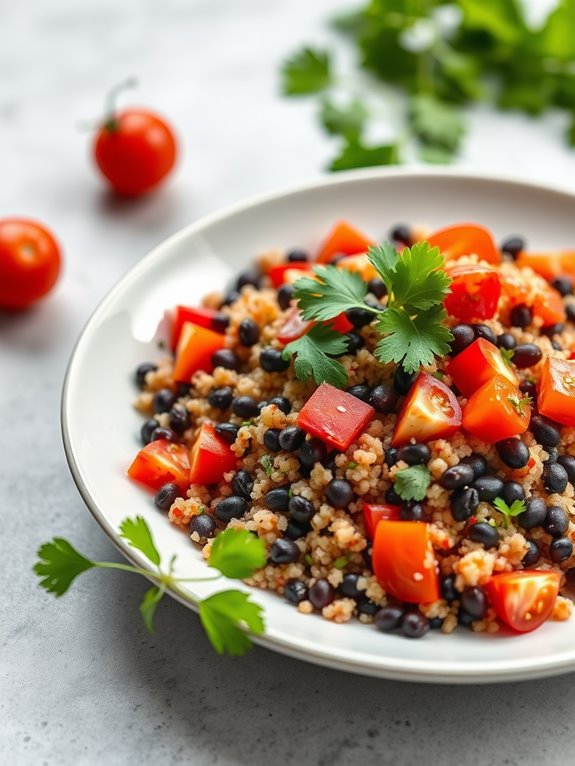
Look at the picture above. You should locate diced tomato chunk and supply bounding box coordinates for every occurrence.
[391,373,462,447]
[298,383,375,451]
[372,521,439,603]
[537,356,575,427]
[315,221,375,264]
[533,285,566,326]
[331,312,354,333]
[447,338,518,397]
[268,261,312,288]
[444,264,501,322]
[486,571,560,633]
[171,305,225,351]
[277,306,313,344]
[189,422,237,485]
[516,251,575,280]
[173,322,226,383]
[462,375,530,443]
[127,439,190,493]
[427,223,500,265]
[362,502,401,539]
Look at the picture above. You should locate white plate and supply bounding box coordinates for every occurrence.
[62,167,575,683]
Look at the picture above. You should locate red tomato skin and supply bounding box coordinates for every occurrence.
[427,223,500,265]
[173,322,225,383]
[447,338,518,397]
[189,423,237,485]
[362,503,401,539]
[127,439,190,492]
[538,357,575,427]
[171,306,224,351]
[391,373,462,447]
[268,262,311,288]
[298,383,375,451]
[485,571,560,633]
[462,375,530,443]
[94,109,177,196]
[372,520,439,603]
[0,219,61,309]
[277,307,314,345]
[315,221,374,264]
[444,264,501,322]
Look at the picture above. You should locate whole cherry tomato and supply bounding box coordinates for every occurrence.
[93,80,177,196]
[0,219,62,310]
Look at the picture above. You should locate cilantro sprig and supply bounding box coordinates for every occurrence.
[394,465,432,502]
[34,517,267,656]
[492,497,526,529]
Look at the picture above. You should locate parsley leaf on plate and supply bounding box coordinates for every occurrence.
[281,47,331,95]
[329,139,399,172]
[139,585,165,633]
[389,242,451,311]
[34,538,95,596]
[282,324,349,387]
[294,265,369,322]
[199,590,265,656]
[375,305,453,373]
[394,465,432,502]
[208,528,267,579]
[119,515,161,566]
[320,98,368,141]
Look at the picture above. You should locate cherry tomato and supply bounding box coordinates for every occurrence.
[315,221,374,264]
[516,251,575,280]
[268,262,312,288]
[444,264,501,322]
[0,219,61,310]
[173,322,225,383]
[447,338,518,397]
[533,284,566,327]
[537,357,575,427]
[362,502,401,539]
[189,422,237,485]
[427,223,500,265]
[170,305,226,351]
[127,439,190,492]
[277,307,313,345]
[391,372,462,447]
[298,382,375,451]
[372,520,439,603]
[462,374,530,443]
[485,571,560,633]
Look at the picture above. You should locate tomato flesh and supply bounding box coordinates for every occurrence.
[537,357,575,427]
[127,439,190,493]
[268,261,312,288]
[391,372,462,447]
[315,221,374,264]
[486,571,560,633]
[277,307,314,344]
[362,502,401,539]
[173,321,226,382]
[516,251,575,280]
[372,521,439,603]
[298,383,375,451]
[447,338,518,397]
[444,264,501,322]
[189,422,237,485]
[171,306,225,351]
[462,374,530,443]
[533,285,566,326]
[427,223,500,265]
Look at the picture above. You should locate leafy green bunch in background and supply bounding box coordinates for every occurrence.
[281,0,575,170]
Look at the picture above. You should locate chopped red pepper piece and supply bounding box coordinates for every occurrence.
[427,223,500,265]
[447,338,518,397]
[173,322,226,383]
[315,221,374,264]
[391,372,462,447]
[127,439,190,493]
[462,374,530,443]
[537,356,575,427]
[171,305,225,351]
[268,261,312,288]
[189,422,237,485]
[362,502,401,539]
[297,383,375,451]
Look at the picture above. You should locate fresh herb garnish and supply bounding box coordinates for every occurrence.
[394,465,432,502]
[492,497,526,529]
[508,393,531,417]
[34,518,266,656]
[500,347,515,367]
[333,555,349,569]
[260,454,274,477]
[347,461,358,470]
[281,47,331,95]
[295,265,372,322]
[282,323,349,387]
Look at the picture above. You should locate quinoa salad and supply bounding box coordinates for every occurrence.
[128,220,575,639]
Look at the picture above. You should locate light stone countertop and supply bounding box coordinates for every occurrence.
[3,1,575,764]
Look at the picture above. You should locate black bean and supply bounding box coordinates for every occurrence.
[208,386,233,410]
[176,382,192,398]
[512,343,542,369]
[212,312,230,333]
[469,522,500,548]
[542,461,569,494]
[277,284,294,310]
[546,448,559,462]
[530,414,561,447]
[458,609,475,627]
[270,538,301,564]
[552,339,563,351]
[497,333,517,351]
[345,307,375,328]
[347,384,371,403]
[215,496,248,522]
[135,362,157,389]
[393,366,418,395]
[429,617,444,630]
[236,268,262,290]
[211,348,241,371]
[357,597,378,616]
[397,443,430,466]
[141,418,160,445]
[345,332,365,354]
[401,612,430,638]
[190,513,217,541]
[500,236,525,258]
[289,495,315,524]
[264,487,291,512]
[541,322,564,338]
[389,224,412,245]
[150,426,178,443]
[473,475,504,502]
[496,438,530,469]
[340,573,363,599]
[510,304,533,328]
[551,276,573,296]
[260,347,290,372]
[472,324,497,345]
[285,518,311,540]
[279,425,306,451]
[566,568,575,589]
[544,505,569,538]
[367,278,387,299]
[168,403,190,434]
[558,455,575,485]
[214,422,239,444]
[449,324,476,356]
[501,481,525,505]
[257,401,269,414]
[460,586,487,619]
[567,303,575,322]
[238,318,260,347]
[287,249,309,262]
[231,470,253,500]
[220,290,240,307]
[309,579,335,610]
[231,396,259,418]
[521,540,540,567]
[153,388,176,414]
[451,487,480,522]
[385,448,398,467]
[518,497,547,530]
[386,486,402,505]
[263,428,282,452]
[519,380,537,402]
[374,605,405,632]
[369,383,399,413]
[550,537,573,563]
[154,482,181,511]
[459,453,489,479]
[440,575,458,602]
[268,396,291,415]
[440,464,475,489]
[299,438,327,468]
[399,502,425,521]
[284,579,308,604]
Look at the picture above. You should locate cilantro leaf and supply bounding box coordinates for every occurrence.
[329,139,399,172]
[281,47,331,95]
[493,497,526,529]
[139,585,164,633]
[375,305,453,373]
[389,242,451,311]
[199,590,265,656]
[208,528,267,579]
[394,465,431,502]
[320,98,368,141]
[409,94,465,154]
[366,242,399,293]
[34,538,95,596]
[294,266,370,322]
[260,454,274,477]
[119,516,161,567]
[282,324,349,387]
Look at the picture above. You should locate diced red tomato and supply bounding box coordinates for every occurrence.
[189,422,237,485]
[533,285,566,326]
[277,307,313,344]
[516,251,575,280]
[372,521,440,603]
[331,312,354,333]
[447,338,518,397]
[537,356,575,427]
[462,375,531,443]
[444,264,501,322]
[427,223,500,265]
[127,439,190,493]
[315,221,375,264]
[173,322,226,383]
[171,305,224,351]
[298,382,375,451]
[267,261,312,288]
[391,373,462,447]
[362,502,401,539]
[485,571,560,633]
[336,252,378,281]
